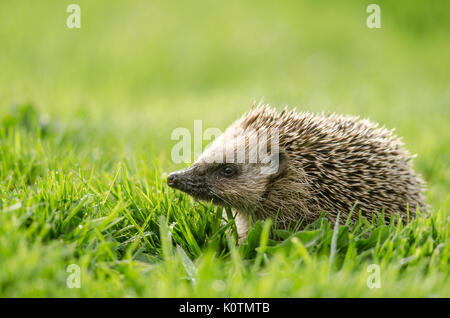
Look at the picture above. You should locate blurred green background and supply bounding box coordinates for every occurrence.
[1,0,448,202]
[0,0,448,297]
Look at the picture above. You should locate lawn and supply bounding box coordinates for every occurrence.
[0,0,448,297]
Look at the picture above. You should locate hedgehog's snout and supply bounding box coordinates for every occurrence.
[167,168,215,202]
[167,168,198,191]
[167,170,187,189]
[166,172,176,187]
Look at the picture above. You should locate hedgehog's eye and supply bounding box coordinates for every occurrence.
[220,165,236,177]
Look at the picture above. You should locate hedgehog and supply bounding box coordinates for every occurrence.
[167,104,427,240]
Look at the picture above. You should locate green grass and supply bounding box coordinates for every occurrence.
[0,0,449,297]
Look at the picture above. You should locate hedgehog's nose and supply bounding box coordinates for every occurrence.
[167,172,178,188]
[167,169,194,190]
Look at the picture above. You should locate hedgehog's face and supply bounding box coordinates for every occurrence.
[167,160,285,212]
[167,127,286,212]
